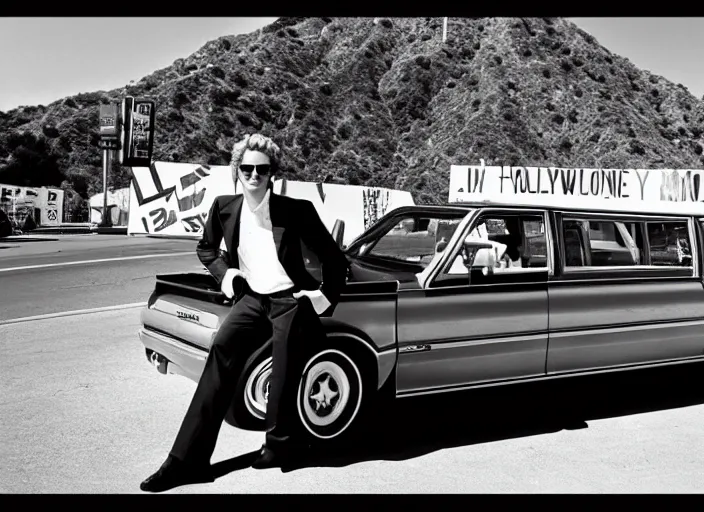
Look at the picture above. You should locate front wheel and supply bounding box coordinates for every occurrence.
[296,348,366,442]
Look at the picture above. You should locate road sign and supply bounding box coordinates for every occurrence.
[119,96,156,167]
[99,104,120,139]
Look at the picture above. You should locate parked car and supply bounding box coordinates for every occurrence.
[138,199,704,443]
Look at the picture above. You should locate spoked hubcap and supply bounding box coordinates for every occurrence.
[303,361,350,426]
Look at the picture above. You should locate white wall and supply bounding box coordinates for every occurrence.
[449,164,704,215]
[89,187,131,224]
[0,184,64,226]
[127,162,414,245]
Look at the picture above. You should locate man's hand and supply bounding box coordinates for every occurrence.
[293,289,331,315]
[221,268,246,299]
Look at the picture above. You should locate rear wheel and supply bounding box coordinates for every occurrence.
[296,347,369,443]
[227,337,376,442]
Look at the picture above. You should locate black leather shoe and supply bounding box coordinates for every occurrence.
[140,456,214,493]
[251,445,281,469]
[251,444,306,470]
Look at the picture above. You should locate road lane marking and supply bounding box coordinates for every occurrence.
[0,302,148,326]
[0,252,194,273]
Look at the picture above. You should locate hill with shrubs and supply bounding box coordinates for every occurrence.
[1,17,703,205]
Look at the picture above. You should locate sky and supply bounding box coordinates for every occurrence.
[0,17,702,112]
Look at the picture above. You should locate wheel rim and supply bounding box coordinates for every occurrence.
[302,361,350,426]
[244,357,272,420]
[297,349,363,439]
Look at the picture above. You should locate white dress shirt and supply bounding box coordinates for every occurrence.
[219,190,331,314]
[236,189,295,295]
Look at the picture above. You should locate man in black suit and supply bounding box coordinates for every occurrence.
[140,133,349,492]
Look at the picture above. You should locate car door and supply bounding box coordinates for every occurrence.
[547,212,704,374]
[395,208,552,397]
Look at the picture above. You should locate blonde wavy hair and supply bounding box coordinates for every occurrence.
[230,133,282,176]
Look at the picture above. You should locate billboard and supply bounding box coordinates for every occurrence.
[0,184,63,227]
[119,96,155,167]
[449,164,704,216]
[99,103,120,139]
[127,162,415,244]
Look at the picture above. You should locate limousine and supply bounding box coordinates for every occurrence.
[138,199,704,442]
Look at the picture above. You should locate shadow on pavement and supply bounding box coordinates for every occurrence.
[211,450,260,478]
[210,362,704,478]
[281,362,704,472]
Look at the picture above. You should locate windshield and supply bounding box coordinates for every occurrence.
[352,210,474,271]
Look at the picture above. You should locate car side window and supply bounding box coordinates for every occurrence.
[364,216,463,270]
[646,221,692,267]
[445,213,549,275]
[561,216,694,270]
[562,218,645,268]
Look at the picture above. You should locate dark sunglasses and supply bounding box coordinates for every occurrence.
[239,164,272,176]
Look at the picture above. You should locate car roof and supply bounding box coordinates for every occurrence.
[441,200,701,218]
[392,202,699,218]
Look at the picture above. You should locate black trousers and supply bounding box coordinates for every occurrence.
[169,282,322,464]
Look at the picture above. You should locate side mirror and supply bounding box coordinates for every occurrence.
[462,240,495,267]
[331,219,345,249]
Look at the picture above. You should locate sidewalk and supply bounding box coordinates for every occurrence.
[4,224,128,236]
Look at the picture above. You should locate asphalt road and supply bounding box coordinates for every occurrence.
[2,235,704,493]
[0,235,203,322]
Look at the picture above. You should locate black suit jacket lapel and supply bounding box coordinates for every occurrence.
[222,195,243,258]
[269,192,288,260]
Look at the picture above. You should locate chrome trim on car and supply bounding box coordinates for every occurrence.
[326,331,396,391]
[139,327,208,361]
[400,344,431,353]
[549,275,697,285]
[151,298,220,330]
[417,210,478,289]
[427,333,548,351]
[548,318,704,336]
[543,209,555,276]
[396,356,704,398]
[562,265,694,272]
[689,216,700,278]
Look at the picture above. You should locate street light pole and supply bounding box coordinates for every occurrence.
[101,147,110,227]
[98,103,120,230]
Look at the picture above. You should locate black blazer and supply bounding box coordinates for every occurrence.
[196,192,349,314]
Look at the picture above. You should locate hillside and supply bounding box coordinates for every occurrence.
[1,16,704,204]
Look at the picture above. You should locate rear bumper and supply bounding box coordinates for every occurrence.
[138,327,208,383]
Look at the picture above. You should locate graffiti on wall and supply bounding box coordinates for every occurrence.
[129,162,233,236]
[362,188,391,230]
[127,162,414,244]
[0,184,63,227]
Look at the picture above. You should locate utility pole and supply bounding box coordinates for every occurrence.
[442,17,448,43]
[97,103,120,229]
[102,147,111,226]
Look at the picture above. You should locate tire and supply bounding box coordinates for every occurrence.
[226,336,375,441]
[225,340,273,431]
[295,347,368,443]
